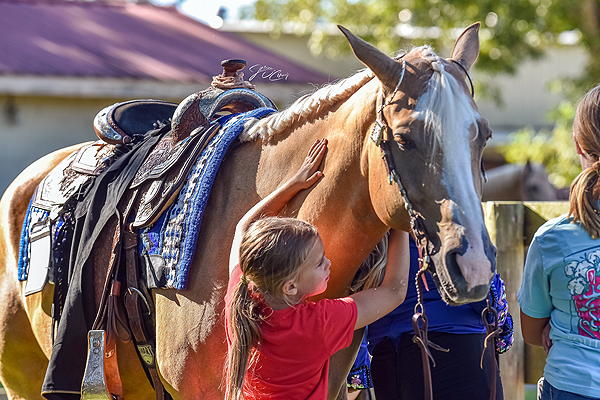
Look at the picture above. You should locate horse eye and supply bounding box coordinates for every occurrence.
[394,133,411,150]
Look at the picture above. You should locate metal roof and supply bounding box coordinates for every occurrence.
[0,0,329,85]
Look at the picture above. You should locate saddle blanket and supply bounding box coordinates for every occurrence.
[140,107,275,289]
[17,108,275,291]
[18,142,116,286]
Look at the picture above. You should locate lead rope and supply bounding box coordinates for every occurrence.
[482,297,502,400]
[373,56,481,400]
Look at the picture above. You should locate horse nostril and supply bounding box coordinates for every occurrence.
[442,239,495,303]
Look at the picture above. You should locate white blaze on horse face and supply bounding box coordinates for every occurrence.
[412,52,493,290]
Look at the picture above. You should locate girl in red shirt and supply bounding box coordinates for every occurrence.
[225,138,409,400]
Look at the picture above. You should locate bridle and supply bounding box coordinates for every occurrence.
[371,55,498,400]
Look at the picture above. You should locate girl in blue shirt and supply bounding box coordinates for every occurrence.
[518,84,600,400]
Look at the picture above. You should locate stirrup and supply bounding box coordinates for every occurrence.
[81,330,123,400]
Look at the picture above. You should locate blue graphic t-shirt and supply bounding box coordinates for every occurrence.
[518,214,600,398]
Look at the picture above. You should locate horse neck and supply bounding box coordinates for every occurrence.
[254,79,390,297]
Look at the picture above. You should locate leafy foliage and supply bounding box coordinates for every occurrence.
[249,0,558,77]
[501,101,580,188]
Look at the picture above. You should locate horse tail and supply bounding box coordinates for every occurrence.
[226,280,264,400]
[569,161,600,239]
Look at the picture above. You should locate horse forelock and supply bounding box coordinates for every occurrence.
[239,69,374,143]
[410,46,485,239]
[410,46,481,169]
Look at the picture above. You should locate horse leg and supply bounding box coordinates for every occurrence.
[0,272,49,400]
[153,287,228,400]
[329,328,365,400]
[0,190,51,399]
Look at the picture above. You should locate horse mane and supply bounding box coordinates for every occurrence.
[239,69,374,142]
[239,45,478,148]
[411,46,481,164]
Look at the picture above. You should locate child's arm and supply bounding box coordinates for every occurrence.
[350,229,410,329]
[229,138,328,274]
[520,310,551,348]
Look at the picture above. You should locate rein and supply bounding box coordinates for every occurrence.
[372,56,498,400]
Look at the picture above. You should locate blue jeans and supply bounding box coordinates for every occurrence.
[541,378,599,400]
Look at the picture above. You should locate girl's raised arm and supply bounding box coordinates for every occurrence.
[228,139,327,274]
[350,229,410,329]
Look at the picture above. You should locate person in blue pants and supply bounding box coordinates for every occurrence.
[348,235,513,400]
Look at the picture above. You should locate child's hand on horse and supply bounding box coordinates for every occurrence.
[289,138,327,190]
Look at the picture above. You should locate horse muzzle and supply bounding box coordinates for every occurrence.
[429,201,496,305]
[435,238,496,305]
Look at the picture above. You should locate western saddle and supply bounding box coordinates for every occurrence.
[70,59,276,399]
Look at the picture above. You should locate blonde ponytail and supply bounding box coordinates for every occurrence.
[226,281,264,400]
[225,217,319,399]
[569,85,600,239]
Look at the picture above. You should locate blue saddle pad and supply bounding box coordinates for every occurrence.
[140,107,276,289]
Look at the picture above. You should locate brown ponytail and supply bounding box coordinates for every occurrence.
[569,161,600,238]
[226,217,319,399]
[226,280,265,400]
[569,85,600,238]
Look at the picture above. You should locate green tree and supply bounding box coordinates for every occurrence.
[248,1,564,78]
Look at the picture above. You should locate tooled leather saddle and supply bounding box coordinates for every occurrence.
[21,59,277,400]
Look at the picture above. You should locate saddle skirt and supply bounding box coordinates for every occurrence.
[18,142,117,292]
[18,108,276,293]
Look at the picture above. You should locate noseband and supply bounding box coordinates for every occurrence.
[371,56,497,400]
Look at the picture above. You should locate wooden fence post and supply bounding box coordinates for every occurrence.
[483,201,525,400]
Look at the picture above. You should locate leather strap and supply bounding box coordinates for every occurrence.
[91,211,129,400]
[412,312,433,400]
[124,227,167,400]
[482,299,501,400]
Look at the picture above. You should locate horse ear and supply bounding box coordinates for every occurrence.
[450,22,481,71]
[338,25,400,88]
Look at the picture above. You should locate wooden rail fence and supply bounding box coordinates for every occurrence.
[483,201,570,400]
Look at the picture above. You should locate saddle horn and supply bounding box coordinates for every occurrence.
[171,59,276,143]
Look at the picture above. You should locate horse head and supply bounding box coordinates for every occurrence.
[482,161,558,201]
[340,24,496,304]
[522,161,558,200]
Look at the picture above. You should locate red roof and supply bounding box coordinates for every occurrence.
[0,0,328,85]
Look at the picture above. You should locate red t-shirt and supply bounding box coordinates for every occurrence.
[225,266,357,400]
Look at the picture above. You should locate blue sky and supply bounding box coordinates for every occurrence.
[154,0,257,28]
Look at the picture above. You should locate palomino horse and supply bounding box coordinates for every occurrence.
[482,161,558,201]
[0,23,495,399]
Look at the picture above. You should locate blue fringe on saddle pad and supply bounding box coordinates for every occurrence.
[140,107,276,290]
[17,198,50,281]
